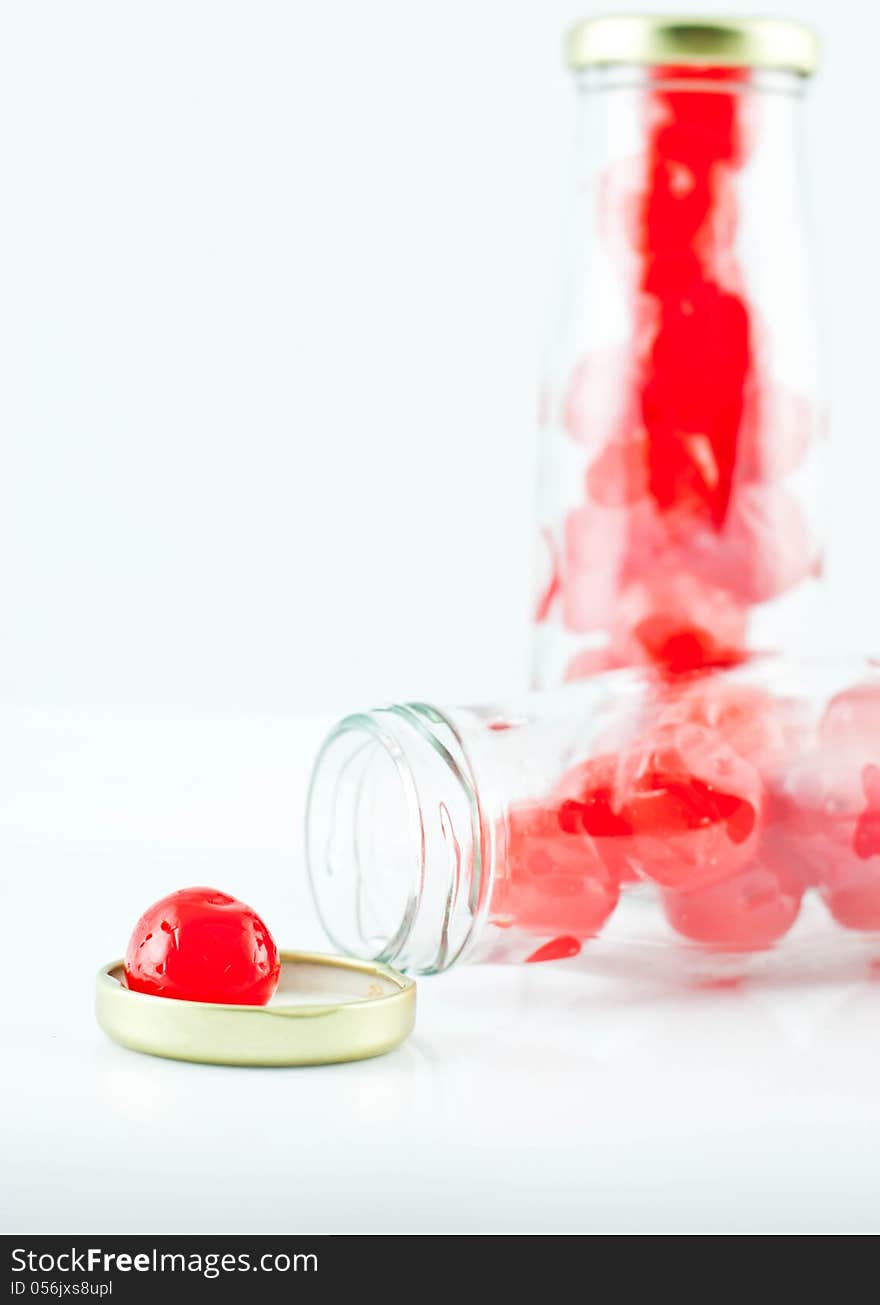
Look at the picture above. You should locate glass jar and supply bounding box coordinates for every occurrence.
[307,656,880,977]
[533,17,825,688]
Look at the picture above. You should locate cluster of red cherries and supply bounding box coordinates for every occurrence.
[500,677,880,956]
[541,66,818,679]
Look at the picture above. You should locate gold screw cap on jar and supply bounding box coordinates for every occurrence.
[566,15,820,76]
[96,950,416,1067]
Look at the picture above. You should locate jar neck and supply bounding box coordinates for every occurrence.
[306,704,492,974]
[574,64,808,97]
[568,62,808,194]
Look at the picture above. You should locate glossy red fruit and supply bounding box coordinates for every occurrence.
[500,801,620,940]
[124,887,281,1005]
[662,861,802,952]
[685,483,819,605]
[585,434,649,508]
[554,727,763,894]
[655,678,809,784]
[826,763,880,930]
[613,723,762,890]
[636,280,752,527]
[547,46,817,697]
[820,683,880,754]
[610,571,747,674]
[779,745,880,931]
[554,753,639,883]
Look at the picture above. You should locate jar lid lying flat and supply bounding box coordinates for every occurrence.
[96,950,416,1066]
[566,16,820,76]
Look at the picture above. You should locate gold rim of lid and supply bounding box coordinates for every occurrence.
[96,950,416,1066]
[567,15,820,76]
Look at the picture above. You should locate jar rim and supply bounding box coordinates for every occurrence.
[305,705,489,975]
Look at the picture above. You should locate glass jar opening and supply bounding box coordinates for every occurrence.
[306,716,422,964]
[306,706,486,974]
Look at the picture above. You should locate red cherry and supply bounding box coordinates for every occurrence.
[821,683,880,755]
[647,66,752,169]
[655,679,809,784]
[554,735,762,894]
[613,723,762,891]
[498,801,620,940]
[610,571,747,674]
[638,156,718,258]
[554,753,639,883]
[543,45,819,702]
[636,281,752,527]
[779,747,880,931]
[686,483,819,605]
[124,887,281,1006]
[585,434,650,508]
[662,861,802,952]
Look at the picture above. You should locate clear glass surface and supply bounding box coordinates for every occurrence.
[308,657,880,978]
[533,65,825,688]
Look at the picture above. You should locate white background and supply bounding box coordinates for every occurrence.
[2,0,880,717]
[4,0,880,1237]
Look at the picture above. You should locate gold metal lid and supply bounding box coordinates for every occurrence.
[567,15,820,76]
[96,950,416,1066]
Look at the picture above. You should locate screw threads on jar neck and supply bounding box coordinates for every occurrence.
[306,704,489,975]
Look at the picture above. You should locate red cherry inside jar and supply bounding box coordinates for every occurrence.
[124,887,281,1005]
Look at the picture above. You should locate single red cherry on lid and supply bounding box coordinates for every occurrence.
[124,887,281,1006]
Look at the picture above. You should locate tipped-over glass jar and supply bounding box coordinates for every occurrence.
[307,657,880,976]
[533,16,825,687]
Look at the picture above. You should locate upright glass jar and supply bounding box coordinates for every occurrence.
[533,16,824,688]
[307,656,880,977]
